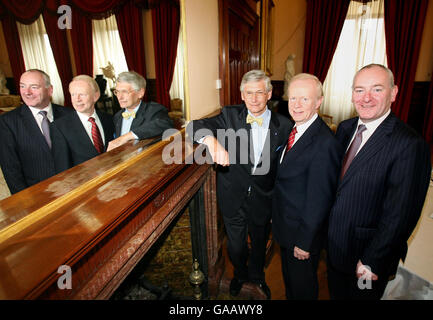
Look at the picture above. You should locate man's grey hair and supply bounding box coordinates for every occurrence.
[116,71,146,91]
[71,75,100,94]
[25,69,51,88]
[288,73,323,97]
[353,63,395,88]
[240,69,272,92]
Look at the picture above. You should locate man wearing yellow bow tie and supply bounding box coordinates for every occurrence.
[190,70,291,299]
[107,71,173,151]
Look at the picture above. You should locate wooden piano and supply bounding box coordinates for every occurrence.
[0,129,225,299]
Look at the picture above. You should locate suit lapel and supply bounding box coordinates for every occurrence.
[114,111,122,138]
[237,107,254,172]
[96,110,112,149]
[280,116,322,168]
[131,101,147,131]
[72,111,97,152]
[339,113,396,188]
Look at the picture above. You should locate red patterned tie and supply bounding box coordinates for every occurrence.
[88,117,104,154]
[285,126,297,153]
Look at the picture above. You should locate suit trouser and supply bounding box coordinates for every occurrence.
[280,246,320,300]
[327,262,390,300]
[223,205,271,283]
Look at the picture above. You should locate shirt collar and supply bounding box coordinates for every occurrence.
[125,101,142,114]
[357,109,391,133]
[247,107,271,121]
[76,109,98,123]
[293,113,318,135]
[28,103,53,121]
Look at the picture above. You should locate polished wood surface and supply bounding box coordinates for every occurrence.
[0,130,223,299]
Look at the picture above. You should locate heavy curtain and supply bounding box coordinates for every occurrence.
[16,16,65,104]
[302,0,351,82]
[384,0,428,123]
[42,11,73,107]
[422,73,433,144]
[70,11,93,76]
[152,0,180,109]
[115,1,147,77]
[0,15,25,92]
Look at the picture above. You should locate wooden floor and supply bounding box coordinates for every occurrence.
[218,242,330,300]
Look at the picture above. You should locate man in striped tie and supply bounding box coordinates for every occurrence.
[327,64,431,300]
[272,73,342,300]
[51,75,115,173]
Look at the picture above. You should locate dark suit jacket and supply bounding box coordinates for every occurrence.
[51,110,115,173]
[0,103,73,194]
[328,112,431,278]
[272,116,342,254]
[190,105,291,226]
[114,101,173,139]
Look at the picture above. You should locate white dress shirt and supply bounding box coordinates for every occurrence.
[28,103,53,134]
[248,108,271,171]
[76,110,106,146]
[280,113,318,163]
[347,109,391,156]
[120,102,140,139]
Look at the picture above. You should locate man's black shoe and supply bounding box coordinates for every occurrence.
[229,278,245,297]
[256,282,271,300]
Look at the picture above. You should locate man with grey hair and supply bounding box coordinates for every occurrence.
[107,71,173,151]
[190,69,290,299]
[0,69,72,194]
[327,63,431,299]
[51,75,115,172]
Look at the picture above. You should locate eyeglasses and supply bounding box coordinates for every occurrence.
[244,91,268,99]
[113,89,135,96]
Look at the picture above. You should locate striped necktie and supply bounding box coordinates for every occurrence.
[38,111,51,148]
[340,124,367,179]
[88,117,104,154]
[285,126,297,153]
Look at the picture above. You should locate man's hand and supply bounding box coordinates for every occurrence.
[202,136,229,166]
[107,132,135,151]
[293,246,310,260]
[356,260,378,281]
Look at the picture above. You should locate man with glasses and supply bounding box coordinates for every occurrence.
[0,69,72,194]
[190,70,290,299]
[107,71,173,151]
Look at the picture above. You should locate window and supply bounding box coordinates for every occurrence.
[17,16,65,105]
[321,0,387,124]
[169,26,185,113]
[92,15,128,96]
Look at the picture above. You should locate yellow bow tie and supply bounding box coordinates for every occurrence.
[246,114,263,126]
[122,111,136,119]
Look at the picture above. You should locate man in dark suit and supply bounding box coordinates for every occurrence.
[107,71,173,151]
[327,64,431,300]
[272,73,342,300]
[190,70,290,299]
[0,69,72,194]
[51,75,115,173]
